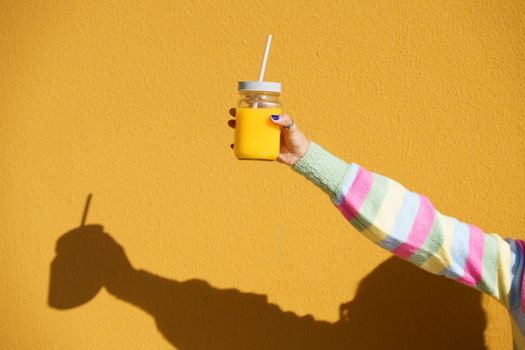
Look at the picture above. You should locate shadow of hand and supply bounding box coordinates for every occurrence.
[48,224,132,309]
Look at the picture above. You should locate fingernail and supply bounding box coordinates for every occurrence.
[271,115,279,120]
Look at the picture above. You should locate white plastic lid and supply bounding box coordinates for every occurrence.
[238,81,281,93]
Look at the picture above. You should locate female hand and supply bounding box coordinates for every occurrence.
[228,108,310,166]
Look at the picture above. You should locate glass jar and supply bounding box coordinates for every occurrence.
[238,90,281,109]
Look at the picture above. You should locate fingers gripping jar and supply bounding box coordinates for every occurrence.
[234,81,282,160]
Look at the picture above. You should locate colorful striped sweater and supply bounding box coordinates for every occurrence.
[292,141,525,349]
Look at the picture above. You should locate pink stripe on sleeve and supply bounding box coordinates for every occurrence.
[336,166,373,221]
[457,225,485,287]
[391,195,435,259]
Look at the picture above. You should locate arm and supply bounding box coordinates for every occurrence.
[292,141,522,310]
[227,109,522,310]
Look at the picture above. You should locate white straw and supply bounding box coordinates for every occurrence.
[258,34,272,81]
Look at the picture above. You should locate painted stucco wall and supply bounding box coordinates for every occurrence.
[1,1,524,348]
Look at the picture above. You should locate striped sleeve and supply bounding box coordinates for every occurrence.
[292,141,519,308]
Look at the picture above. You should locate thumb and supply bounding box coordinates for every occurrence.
[270,113,295,131]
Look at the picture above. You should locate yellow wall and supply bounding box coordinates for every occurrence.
[1,0,524,348]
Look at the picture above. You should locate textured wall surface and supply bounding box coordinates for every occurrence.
[1,0,524,348]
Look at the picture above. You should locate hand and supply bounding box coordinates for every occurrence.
[228,108,310,166]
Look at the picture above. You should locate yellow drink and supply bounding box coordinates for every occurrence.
[234,107,281,160]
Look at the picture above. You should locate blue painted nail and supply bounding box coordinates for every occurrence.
[271,115,279,120]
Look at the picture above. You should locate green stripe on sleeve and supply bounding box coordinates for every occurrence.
[476,233,499,298]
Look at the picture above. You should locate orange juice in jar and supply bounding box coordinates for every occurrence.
[234,81,282,160]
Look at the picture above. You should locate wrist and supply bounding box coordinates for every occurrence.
[290,141,311,166]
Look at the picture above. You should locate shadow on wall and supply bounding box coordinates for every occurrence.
[48,224,487,349]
